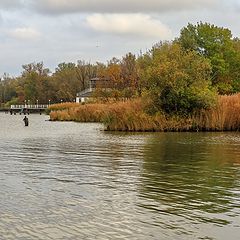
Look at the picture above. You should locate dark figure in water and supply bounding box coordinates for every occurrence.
[23,116,29,126]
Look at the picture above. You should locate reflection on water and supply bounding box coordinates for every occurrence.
[140,133,240,239]
[0,113,240,239]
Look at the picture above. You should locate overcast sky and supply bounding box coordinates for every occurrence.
[0,0,239,76]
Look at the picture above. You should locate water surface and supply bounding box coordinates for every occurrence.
[0,113,240,239]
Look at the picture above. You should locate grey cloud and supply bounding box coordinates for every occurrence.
[0,0,239,76]
[236,3,240,11]
[30,0,219,14]
[0,0,22,9]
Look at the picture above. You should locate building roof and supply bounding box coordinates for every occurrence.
[77,91,93,98]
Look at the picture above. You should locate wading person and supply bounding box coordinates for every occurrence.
[23,116,29,126]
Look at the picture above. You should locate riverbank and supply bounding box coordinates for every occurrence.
[48,94,240,132]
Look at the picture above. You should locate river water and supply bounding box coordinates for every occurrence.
[0,113,240,240]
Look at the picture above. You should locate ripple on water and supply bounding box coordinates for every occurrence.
[0,113,240,239]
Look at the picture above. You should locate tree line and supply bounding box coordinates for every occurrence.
[1,22,240,115]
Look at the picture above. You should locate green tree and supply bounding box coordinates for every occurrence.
[141,42,216,116]
[53,62,78,101]
[22,62,50,77]
[229,38,240,92]
[76,60,97,91]
[52,61,98,102]
[20,62,52,103]
[0,73,17,105]
[177,22,240,94]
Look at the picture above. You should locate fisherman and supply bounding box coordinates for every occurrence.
[23,116,29,126]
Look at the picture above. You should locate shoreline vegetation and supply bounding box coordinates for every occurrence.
[1,22,240,132]
[48,93,240,132]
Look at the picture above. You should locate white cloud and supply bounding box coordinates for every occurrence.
[87,14,172,39]
[8,27,41,40]
[31,0,218,14]
[0,0,239,76]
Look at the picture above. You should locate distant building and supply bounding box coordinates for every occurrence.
[76,77,110,103]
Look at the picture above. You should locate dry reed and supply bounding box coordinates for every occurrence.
[193,93,240,131]
[49,94,240,132]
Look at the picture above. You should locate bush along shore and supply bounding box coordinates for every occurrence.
[49,94,240,132]
[1,22,240,130]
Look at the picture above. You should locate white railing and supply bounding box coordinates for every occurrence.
[10,104,49,109]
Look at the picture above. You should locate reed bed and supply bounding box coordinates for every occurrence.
[193,93,240,131]
[48,102,79,112]
[50,103,107,122]
[49,94,240,131]
[102,100,193,131]
[49,99,192,131]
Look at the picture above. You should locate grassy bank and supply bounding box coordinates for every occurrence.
[49,94,240,132]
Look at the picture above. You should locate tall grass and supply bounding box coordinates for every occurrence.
[102,100,193,131]
[47,102,79,113]
[193,94,240,131]
[50,103,107,122]
[49,94,240,131]
[49,99,192,131]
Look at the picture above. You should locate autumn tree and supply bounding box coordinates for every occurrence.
[120,53,139,97]
[140,42,216,116]
[97,57,122,100]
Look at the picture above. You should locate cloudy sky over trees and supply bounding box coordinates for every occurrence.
[0,0,239,75]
